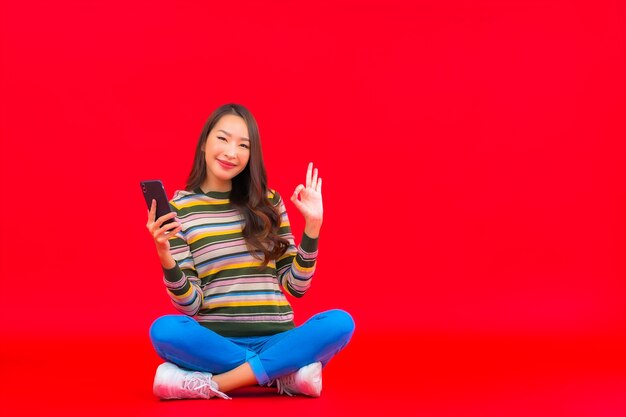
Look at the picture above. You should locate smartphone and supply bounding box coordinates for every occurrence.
[140,180,175,227]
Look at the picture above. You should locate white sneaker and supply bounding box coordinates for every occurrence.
[153,362,231,400]
[275,362,322,397]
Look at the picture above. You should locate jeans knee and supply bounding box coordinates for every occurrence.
[328,309,355,341]
[149,315,187,345]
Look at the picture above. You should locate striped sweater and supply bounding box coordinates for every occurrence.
[161,187,318,337]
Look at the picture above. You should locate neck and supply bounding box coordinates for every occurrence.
[201,177,232,193]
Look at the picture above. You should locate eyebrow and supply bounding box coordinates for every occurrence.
[217,129,250,141]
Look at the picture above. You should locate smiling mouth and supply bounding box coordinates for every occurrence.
[217,159,236,169]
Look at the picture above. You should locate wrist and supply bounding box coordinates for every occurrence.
[304,221,322,239]
[157,249,176,269]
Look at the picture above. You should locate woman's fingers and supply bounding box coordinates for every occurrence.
[311,168,318,190]
[292,184,305,200]
[146,199,157,225]
[154,222,182,241]
[306,162,313,188]
[165,226,182,240]
[156,230,181,244]
[148,211,178,236]
[163,219,181,230]
[158,211,178,222]
[316,177,322,193]
[155,212,177,228]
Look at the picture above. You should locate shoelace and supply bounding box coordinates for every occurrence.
[276,373,297,396]
[183,372,231,400]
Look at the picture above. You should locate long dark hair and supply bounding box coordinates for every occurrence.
[185,103,289,266]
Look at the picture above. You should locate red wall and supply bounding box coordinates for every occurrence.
[1,0,624,339]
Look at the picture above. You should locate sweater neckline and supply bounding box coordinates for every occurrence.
[193,187,231,199]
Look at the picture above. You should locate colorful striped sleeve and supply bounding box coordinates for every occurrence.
[161,202,204,316]
[272,191,319,298]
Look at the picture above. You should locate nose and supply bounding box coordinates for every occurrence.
[223,143,237,159]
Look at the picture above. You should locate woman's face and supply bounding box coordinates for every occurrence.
[202,114,251,191]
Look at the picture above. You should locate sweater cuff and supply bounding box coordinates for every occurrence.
[300,233,319,253]
[162,262,184,283]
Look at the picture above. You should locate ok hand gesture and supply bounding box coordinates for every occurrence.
[291,162,323,238]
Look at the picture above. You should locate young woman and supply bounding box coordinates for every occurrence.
[145,103,355,400]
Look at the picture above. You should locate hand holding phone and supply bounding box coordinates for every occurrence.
[141,180,174,226]
[141,180,182,252]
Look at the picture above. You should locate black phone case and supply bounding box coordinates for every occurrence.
[140,180,175,226]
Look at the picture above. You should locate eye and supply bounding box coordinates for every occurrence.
[217,136,227,141]
[240,143,250,149]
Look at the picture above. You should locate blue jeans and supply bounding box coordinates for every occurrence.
[149,309,355,385]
